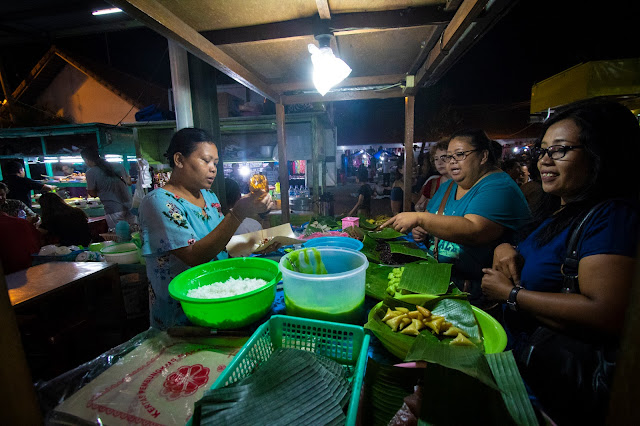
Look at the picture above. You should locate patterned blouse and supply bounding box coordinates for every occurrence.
[139,188,228,329]
[0,199,37,219]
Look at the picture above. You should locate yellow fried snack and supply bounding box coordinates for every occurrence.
[386,314,407,332]
[442,326,469,337]
[249,174,268,194]
[423,316,445,334]
[400,319,425,336]
[381,308,400,322]
[450,332,475,346]
[416,305,431,318]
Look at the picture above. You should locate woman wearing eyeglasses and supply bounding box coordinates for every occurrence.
[381,128,531,303]
[480,99,639,425]
[414,140,450,212]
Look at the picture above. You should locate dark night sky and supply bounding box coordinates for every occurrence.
[2,0,639,144]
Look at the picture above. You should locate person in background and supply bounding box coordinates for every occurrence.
[38,192,91,247]
[0,182,39,223]
[481,99,639,425]
[381,129,530,303]
[382,156,392,187]
[225,177,263,234]
[357,163,368,184]
[415,140,451,212]
[81,148,136,229]
[263,162,279,187]
[139,128,273,329]
[0,212,42,274]
[501,158,526,185]
[1,160,55,208]
[348,181,376,218]
[390,162,405,215]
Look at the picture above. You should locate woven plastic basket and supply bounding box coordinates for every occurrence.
[210,315,370,426]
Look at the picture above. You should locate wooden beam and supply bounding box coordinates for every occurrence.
[201,6,453,45]
[272,74,405,93]
[276,103,290,224]
[412,0,493,91]
[281,87,405,105]
[407,24,446,75]
[108,0,279,101]
[403,96,415,213]
[316,0,331,20]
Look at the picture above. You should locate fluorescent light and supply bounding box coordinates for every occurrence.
[127,156,137,162]
[105,154,123,163]
[59,156,84,164]
[44,157,59,163]
[239,166,251,177]
[92,8,122,16]
[308,43,352,96]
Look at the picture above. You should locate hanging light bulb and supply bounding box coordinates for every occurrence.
[308,34,351,96]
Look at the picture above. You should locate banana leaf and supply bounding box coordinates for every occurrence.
[361,235,381,263]
[358,219,378,230]
[388,241,431,260]
[397,262,451,295]
[365,263,396,299]
[363,228,405,240]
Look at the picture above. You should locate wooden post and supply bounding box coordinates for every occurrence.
[311,116,320,214]
[276,103,290,223]
[403,96,415,213]
[320,117,327,195]
[607,237,640,424]
[188,53,226,211]
[0,264,42,425]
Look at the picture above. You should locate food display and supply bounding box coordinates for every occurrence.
[249,173,268,193]
[386,267,404,295]
[186,277,268,299]
[380,305,475,346]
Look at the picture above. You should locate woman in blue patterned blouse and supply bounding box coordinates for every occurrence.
[139,128,273,329]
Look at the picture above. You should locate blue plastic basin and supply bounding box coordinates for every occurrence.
[303,236,364,251]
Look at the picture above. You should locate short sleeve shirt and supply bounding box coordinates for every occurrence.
[425,172,531,282]
[139,188,228,329]
[85,164,132,214]
[358,184,373,210]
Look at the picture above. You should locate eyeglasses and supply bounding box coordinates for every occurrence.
[440,149,479,163]
[532,145,584,160]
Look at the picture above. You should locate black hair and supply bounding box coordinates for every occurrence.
[0,182,7,192]
[523,99,640,246]
[5,160,24,175]
[224,177,242,210]
[501,158,522,173]
[165,128,215,168]
[81,148,121,179]
[448,128,499,167]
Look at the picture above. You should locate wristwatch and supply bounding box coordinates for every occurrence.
[507,286,523,311]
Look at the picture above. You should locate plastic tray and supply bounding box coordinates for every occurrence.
[31,250,84,265]
[210,315,370,426]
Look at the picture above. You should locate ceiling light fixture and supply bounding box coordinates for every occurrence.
[308,32,351,96]
[92,8,123,16]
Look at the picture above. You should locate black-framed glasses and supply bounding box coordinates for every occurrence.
[532,145,584,160]
[440,149,479,163]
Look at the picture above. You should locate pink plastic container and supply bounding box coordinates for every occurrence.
[341,217,360,230]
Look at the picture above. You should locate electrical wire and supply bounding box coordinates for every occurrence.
[116,45,169,126]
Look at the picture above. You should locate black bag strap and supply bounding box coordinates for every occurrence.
[561,199,632,293]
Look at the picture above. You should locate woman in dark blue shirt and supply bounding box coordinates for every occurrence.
[481,99,639,425]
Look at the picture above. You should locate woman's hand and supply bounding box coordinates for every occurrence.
[481,268,514,302]
[380,212,422,233]
[232,192,274,221]
[411,226,428,243]
[492,243,523,286]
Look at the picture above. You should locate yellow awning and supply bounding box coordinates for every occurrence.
[530,58,640,114]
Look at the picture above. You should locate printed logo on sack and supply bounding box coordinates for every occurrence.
[160,364,210,401]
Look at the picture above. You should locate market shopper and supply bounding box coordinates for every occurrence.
[389,164,405,215]
[381,129,530,302]
[414,140,451,212]
[81,148,136,229]
[0,182,39,223]
[225,177,263,235]
[38,192,91,247]
[481,99,639,425]
[1,160,55,207]
[138,128,273,329]
[348,182,376,218]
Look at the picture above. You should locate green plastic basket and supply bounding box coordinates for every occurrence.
[210,315,370,426]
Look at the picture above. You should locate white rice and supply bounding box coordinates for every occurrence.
[187,277,268,299]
